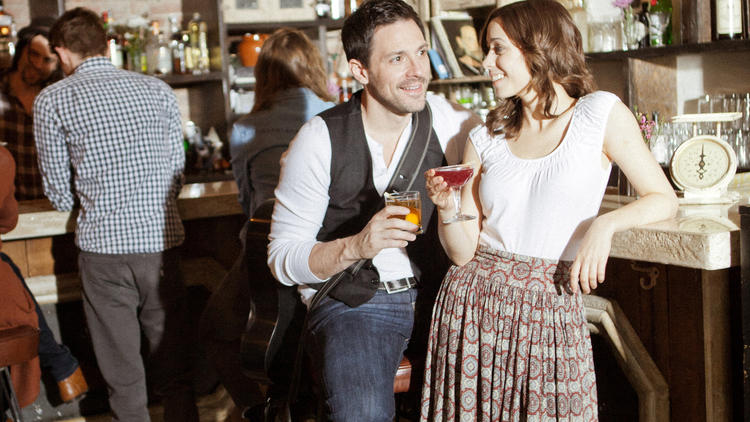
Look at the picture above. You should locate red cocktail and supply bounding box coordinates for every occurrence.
[433,165,474,187]
[432,164,476,223]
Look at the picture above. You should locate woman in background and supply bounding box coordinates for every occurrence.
[420,0,678,420]
[230,27,336,217]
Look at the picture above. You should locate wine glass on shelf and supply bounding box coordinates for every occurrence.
[432,164,476,224]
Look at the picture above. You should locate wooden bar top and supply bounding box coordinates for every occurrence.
[1,180,244,242]
[1,182,744,271]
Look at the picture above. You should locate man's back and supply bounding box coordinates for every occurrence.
[34,57,185,254]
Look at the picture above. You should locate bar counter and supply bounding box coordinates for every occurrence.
[1,181,245,305]
[3,187,740,271]
[2,180,243,241]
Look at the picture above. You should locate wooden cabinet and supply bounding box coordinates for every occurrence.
[598,258,740,421]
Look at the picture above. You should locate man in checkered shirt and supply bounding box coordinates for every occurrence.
[33,8,198,422]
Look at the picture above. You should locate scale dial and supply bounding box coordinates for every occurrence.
[669,135,737,195]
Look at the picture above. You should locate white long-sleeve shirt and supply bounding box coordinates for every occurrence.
[268,93,481,304]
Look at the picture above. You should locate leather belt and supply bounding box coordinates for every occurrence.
[379,277,417,294]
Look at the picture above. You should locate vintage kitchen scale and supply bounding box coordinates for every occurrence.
[669,112,743,204]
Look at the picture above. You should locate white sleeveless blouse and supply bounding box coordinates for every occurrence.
[471,90,618,261]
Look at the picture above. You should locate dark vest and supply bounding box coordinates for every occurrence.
[313,91,449,307]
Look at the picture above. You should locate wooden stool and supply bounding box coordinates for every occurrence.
[583,295,669,422]
[393,355,411,393]
[0,325,39,422]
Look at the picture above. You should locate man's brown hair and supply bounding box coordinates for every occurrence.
[49,7,107,58]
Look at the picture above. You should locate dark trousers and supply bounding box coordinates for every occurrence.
[0,252,79,382]
[77,248,197,422]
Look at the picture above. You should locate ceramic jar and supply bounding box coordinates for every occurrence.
[238,33,267,67]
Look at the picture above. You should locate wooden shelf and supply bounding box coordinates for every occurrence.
[429,75,490,85]
[158,71,225,88]
[586,39,750,61]
[225,18,345,35]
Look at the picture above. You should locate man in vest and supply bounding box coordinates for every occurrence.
[267,0,481,419]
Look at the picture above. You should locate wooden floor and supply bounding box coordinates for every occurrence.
[56,385,240,422]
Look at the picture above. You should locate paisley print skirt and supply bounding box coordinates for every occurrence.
[420,247,598,422]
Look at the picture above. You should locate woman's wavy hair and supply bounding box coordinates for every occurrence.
[252,28,335,113]
[480,0,595,138]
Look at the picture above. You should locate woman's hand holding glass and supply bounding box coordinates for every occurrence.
[424,168,455,215]
[426,164,476,224]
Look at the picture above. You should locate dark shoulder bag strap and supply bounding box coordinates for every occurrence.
[307,103,433,310]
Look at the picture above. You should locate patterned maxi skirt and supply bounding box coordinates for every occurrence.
[420,247,598,421]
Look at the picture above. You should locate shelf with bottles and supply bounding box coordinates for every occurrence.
[586,38,750,61]
[103,12,217,80]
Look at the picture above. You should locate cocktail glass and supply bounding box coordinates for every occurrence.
[432,164,475,224]
[384,191,422,234]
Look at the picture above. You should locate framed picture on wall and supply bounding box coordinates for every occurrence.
[431,16,484,77]
[223,0,317,23]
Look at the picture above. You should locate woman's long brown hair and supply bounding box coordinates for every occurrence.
[252,28,335,113]
[480,0,596,139]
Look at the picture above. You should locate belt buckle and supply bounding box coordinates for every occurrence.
[384,278,411,294]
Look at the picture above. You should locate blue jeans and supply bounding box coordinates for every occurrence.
[0,253,79,382]
[305,288,417,422]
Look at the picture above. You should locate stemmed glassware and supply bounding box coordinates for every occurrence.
[647,11,670,47]
[432,164,476,224]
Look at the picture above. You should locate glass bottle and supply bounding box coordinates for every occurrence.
[638,1,650,48]
[156,30,172,75]
[713,0,745,39]
[168,16,187,74]
[146,21,171,75]
[103,12,124,69]
[188,13,209,74]
[181,30,194,73]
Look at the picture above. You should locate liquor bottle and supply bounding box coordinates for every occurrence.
[182,30,194,73]
[146,21,171,75]
[568,0,589,53]
[188,13,209,74]
[168,16,187,75]
[713,0,745,39]
[638,1,650,48]
[103,12,124,69]
[0,0,15,69]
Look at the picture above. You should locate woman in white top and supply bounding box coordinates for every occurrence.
[419,1,678,420]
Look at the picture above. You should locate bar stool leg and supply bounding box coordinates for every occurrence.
[1,367,24,422]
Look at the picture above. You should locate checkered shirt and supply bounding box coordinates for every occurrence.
[33,57,185,254]
[0,73,45,200]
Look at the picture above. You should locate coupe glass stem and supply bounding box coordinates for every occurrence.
[451,187,461,218]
